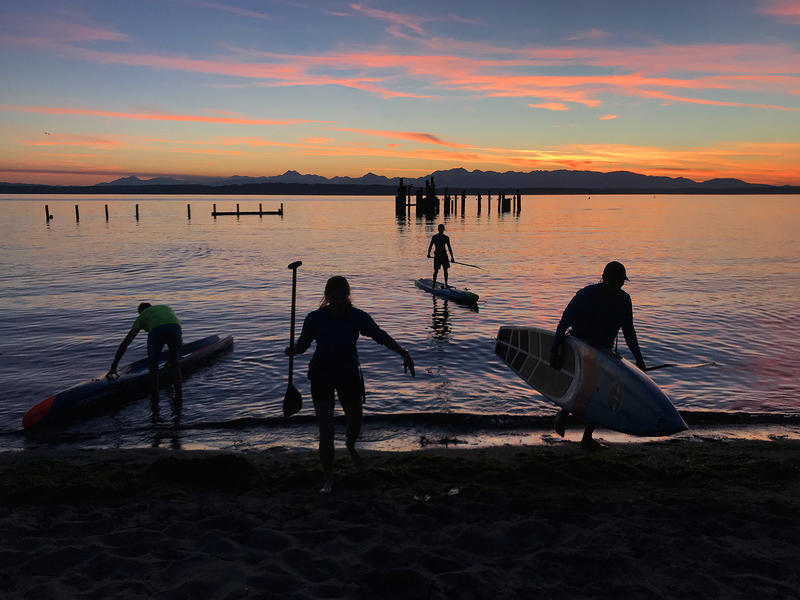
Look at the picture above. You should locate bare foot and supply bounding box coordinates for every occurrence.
[319,479,333,495]
[346,440,363,468]
[580,437,605,451]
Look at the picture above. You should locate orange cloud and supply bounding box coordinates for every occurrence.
[529,103,570,111]
[637,90,800,111]
[21,133,123,147]
[599,114,618,120]
[1,105,328,124]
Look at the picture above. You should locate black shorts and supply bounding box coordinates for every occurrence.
[433,254,450,270]
[147,323,182,365]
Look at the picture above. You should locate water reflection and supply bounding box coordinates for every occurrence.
[431,297,451,339]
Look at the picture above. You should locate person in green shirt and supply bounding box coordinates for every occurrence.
[106,303,183,420]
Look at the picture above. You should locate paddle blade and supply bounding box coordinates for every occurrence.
[283,383,302,417]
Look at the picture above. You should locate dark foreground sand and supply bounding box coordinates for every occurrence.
[2,440,799,599]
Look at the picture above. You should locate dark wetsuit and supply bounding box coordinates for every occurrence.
[295,306,392,466]
[551,283,643,362]
[428,232,452,270]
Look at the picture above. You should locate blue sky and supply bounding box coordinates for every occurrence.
[1,0,798,184]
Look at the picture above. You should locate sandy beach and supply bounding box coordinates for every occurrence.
[2,440,798,599]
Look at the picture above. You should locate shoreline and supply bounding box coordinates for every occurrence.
[3,439,799,598]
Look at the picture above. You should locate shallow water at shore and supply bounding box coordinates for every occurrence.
[1,194,799,451]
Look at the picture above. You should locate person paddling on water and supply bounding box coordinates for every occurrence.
[106,303,183,422]
[549,261,646,449]
[285,276,415,494]
[427,224,455,289]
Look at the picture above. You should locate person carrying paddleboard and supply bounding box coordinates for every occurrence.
[549,261,646,449]
[427,224,455,289]
[285,276,415,494]
[106,303,183,421]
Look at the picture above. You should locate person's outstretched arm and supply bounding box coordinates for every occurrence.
[446,238,454,262]
[360,312,415,377]
[107,328,139,378]
[427,237,434,258]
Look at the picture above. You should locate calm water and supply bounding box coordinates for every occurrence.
[1,194,799,450]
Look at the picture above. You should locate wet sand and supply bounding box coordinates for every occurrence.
[2,440,799,599]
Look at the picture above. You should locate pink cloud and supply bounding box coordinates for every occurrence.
[0,14,127,43]
[178,0,271,20]
[759,0,800,24]
[333,128,468,147]
[599,114,618,120]
[566,29,610,41]
[350,3,425,35]
[529,103,570,111]
[1,105,328,124]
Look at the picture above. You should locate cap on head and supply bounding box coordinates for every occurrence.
[438,224,445,233]
[602,261,629,282]
[137,302,152,313]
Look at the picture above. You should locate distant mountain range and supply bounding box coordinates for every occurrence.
[2,168,798,194]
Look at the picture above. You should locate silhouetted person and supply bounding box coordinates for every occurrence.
[286,276,415,494]
[549,261,646,449]
[106,303,183,422]
[427,224,455,288]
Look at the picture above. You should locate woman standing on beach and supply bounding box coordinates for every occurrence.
[286,276,415,494]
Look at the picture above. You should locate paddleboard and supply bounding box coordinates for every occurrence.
[23,334,234,429]
[495,326,687,436]
[415,278,479,304]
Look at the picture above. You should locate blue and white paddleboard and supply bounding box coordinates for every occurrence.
[415,278,479,304]
[495,326,687,436]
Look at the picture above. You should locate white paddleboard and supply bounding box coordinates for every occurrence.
[496,326,687,436]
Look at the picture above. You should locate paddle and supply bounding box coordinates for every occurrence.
[427,256,483,269]
[644,361,716,372]
[283,260,303,417]
[452,260,482,270]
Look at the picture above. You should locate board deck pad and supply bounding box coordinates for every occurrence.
[496,326,687,436]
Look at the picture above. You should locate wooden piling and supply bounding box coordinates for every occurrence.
[187,204,191,219]
[236,203,240,216]
[105,204,109,221]
[135,204,139,220]
[213,203,217,218]
[280,203,284,215]
[45,205,51,221]
[75,205,80,222]
[477,194,482,214]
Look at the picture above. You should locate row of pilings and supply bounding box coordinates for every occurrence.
[394,177,521,217]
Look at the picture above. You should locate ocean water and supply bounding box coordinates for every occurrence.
[1,194,798,451]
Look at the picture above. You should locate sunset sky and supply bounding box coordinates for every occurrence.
[1,0,799,185]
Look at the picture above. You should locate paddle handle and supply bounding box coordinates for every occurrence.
[288,261,302,381]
